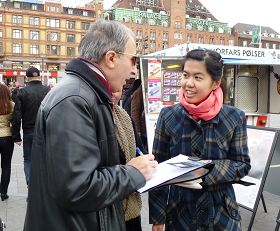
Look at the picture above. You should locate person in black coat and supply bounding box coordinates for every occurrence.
[11,67,50,186]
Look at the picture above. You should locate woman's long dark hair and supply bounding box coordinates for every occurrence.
[0,83,13,115]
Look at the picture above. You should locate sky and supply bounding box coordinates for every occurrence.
[101,0,280,33]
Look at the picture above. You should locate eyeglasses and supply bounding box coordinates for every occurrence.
[116,51,138,67]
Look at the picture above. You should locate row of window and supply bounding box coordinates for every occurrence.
[1,29,78,43]
[242,40,279,49]
[0,14,90,30]
[1,2,90,16]
[186,23,229,34]
[136,40,168,51]
[135,30,169,40]
[0,43,76,56]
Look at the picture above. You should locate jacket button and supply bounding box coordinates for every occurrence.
[231,209,237,217]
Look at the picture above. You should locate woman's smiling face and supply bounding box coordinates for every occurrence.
[180,59,220,104]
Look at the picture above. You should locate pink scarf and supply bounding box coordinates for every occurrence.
[179,87,223,121]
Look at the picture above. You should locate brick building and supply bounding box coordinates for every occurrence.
[0,0,102,85]
[105,0,235,54]
[233,23,280,49]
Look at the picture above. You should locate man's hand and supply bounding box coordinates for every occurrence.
[127,154,158,180]
[15,141,22,146]
[152,224,164,231]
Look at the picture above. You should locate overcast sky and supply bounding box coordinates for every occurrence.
[102,0,280,33]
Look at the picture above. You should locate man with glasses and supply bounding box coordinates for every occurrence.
[24,19,157,231]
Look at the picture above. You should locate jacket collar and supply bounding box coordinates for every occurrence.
[65,58,112,104]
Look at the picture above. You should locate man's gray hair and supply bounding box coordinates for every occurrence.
[78,19,135,62]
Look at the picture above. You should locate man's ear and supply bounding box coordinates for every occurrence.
[103,51,117,69]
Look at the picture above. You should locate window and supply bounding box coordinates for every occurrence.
[162,21,168,27]
[136,18,142,24]
[46,18,60,28]
[66,20,75,29]
[208,26,214,32]
[0,30,2,38]
[186,23,192,30]
[218,27,224,33]
[48,6,57,12]
[31,4,37,10]
[0,42,3,53]
[209,37,214,44]
[13,44,22,53]
[47,45,60,55]
[197,24,203,31]
[163,32,168,41]
[30,31,39,40]
[136,0,156,7]
[175,21,181,29]
[12,15,23,24]
[198,37,204,44]
[150,41,156,49]
[229,39,234,46]
[273,44,276,49]
[150,32,156,40]
[122,17,128,23]
[136,40,142,51]
[30,17,40,26]
[174,33,182,40]
[243,41,247,47]
[148,19,156,26]
[13,29,22,39]
[30,45,39,54]
[220,38,225,45]
[68,9,73,14]
[83,11,88,16]
[187,35,192,43]
[266,43,270,49]
[136,30,142,39]
[0,14,2,23]
[66,34,75,43]
[81,22,90,30]
[67,47,75,56]
[48,32,59,41]
[14,2,20,8]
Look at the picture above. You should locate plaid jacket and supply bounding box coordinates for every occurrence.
[149,104,251,231]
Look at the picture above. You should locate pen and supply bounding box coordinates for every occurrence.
[136,147,144,156]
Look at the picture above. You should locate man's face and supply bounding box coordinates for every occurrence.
[104,37,137,93]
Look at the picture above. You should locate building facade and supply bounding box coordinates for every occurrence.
[0,0,102,85]
[233,23,280,49]
[106,0,235,54]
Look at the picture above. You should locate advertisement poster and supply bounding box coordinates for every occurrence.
[147,59,162,114]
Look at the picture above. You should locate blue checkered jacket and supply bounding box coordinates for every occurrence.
[149,103,251,231]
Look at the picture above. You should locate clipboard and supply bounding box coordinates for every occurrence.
[137,154,214,193]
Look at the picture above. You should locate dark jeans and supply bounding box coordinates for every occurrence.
[0,136,14,194]
[23,133,33,185]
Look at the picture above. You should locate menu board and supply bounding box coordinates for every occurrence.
[162,71,181,103]
[145,59,183,114]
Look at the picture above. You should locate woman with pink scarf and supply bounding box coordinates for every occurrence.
[149,49,251,231]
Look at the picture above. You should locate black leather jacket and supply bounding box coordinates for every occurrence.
[24,59,146,231]
[11,81,50,141]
